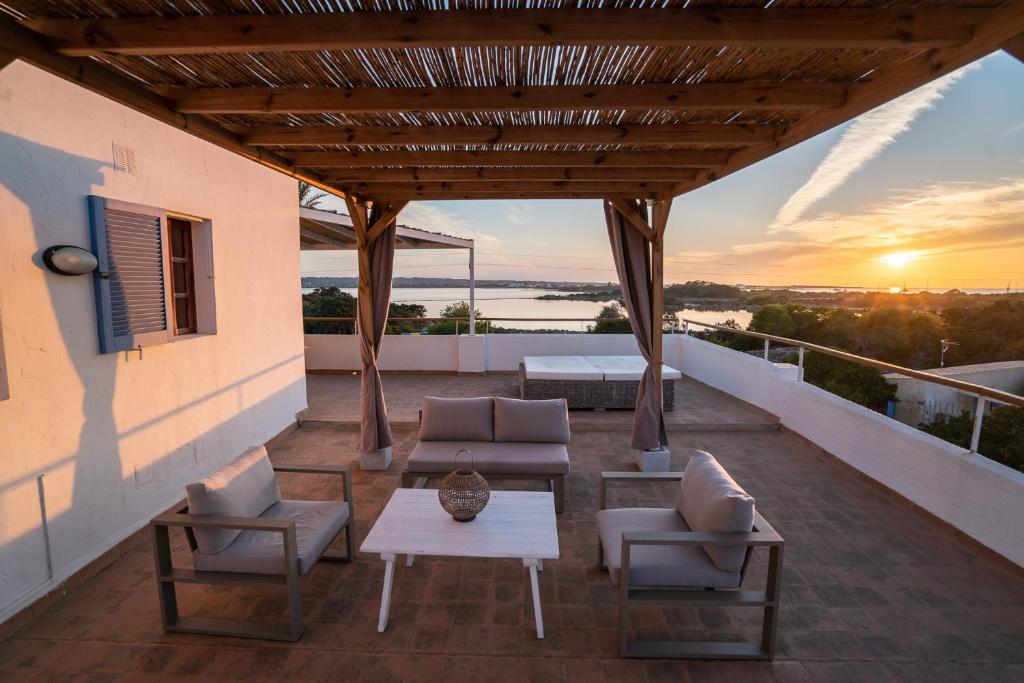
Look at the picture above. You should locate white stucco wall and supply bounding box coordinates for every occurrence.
[0,62,307,622]
[676,334,1024,567]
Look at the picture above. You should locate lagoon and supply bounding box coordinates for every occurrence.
[302,286,753,331]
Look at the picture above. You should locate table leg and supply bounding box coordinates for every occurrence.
[523,558,544,639]
[378,553,396,633]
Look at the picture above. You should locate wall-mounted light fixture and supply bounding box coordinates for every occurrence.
[42,245,98,276]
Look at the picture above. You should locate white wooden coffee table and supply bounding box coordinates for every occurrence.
[360,488,560,638]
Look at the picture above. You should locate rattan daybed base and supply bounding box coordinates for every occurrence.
[519,362,675,410]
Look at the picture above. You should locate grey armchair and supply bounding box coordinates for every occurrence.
[151,446,355,641]
[598,451,784,659]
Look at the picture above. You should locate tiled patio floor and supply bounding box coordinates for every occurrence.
[302,373,780,432]
[2,380,1023,681]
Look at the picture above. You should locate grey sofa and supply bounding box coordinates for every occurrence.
[402,396,571,512]
[151,445,355,641]
[598,451,784,659]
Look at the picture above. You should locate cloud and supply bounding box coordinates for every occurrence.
[672,177,1024,283]
[770,64,978,232]
[502,202,532,226]
[400,202,501,248]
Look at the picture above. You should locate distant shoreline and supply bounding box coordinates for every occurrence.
[301,276,1022,296]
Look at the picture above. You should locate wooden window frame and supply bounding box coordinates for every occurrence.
[167,217,198,336]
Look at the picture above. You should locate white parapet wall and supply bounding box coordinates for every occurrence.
[674,334,1024,568]
[304,332,644,373]
[0,62,308,622]
[306,333,460,372]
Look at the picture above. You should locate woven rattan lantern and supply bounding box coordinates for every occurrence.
[438,449,490,522]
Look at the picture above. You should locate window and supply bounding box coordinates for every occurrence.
[168,218,197,335]
[88,196,215,354]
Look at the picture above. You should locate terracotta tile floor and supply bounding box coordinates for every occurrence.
[2,381,1023,681]
[303,373,780,432]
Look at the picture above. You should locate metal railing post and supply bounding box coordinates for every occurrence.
[798,347,805,381]
[969,397,987,453]
[763,339,770,364]
[455,320,460,336]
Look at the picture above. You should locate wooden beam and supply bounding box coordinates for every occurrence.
[165,83,846,114]
[344,196,368,237]
[240,123,779,147]
[300,228,349,249]
[365,200,409,245]
[673,0,1024,198]
[293,150,729,169]
[608,198,656,242]
[26,8,980,56]
[350,190,667,201]
[0,49,16,71]
[1003,34,1024,63]
[322,167,700,183]
[0,15,344,202]
[339,181,678,197]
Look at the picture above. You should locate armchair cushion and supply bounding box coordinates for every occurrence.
[186,446,282,554]
[597,507,741,588]
[419,396,495,442]
[192,500,350,575]
[494,397,570,444]
[676,451,755,573]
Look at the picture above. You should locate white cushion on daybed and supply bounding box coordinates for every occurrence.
[584,356,683,381]
[523,355,603,380]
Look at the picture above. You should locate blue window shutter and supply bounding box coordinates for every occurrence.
[88,196,171,353]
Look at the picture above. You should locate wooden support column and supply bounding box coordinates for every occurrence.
[345,196,371,338]
[365,200,409,244]
[651,199,672,390]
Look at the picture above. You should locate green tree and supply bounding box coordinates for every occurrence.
[802,354,897,411]
[298,181,329,209]
[920,406,1024,473]
[855,307,944,368]
[302,287,428,334]
[588,303,632,334]
[941,301,1024,365]
[302,287,355,334]
[425,301,485,335]
[749,303,798,338]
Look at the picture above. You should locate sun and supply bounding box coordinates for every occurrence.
[880,251,917,268]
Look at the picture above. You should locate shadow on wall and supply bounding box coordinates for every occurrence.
[0,131,121,609]
[0,131,303,620]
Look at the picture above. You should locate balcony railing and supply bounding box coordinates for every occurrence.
[680,318,1024,454]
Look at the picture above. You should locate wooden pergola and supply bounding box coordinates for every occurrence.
[2,1,1022,456]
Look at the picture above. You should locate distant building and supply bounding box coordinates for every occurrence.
[884,361,1024,426]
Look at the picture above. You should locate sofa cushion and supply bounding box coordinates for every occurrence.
[419,396,494,442]
[597,507,741,588]
[193,500,349,575]
[407,440,570,475]
[186,446,282,554]
[676,451,755,573]
[583,355,683,381]
[494,397,570,444]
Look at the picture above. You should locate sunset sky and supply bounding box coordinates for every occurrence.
[303,52,1024,291]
